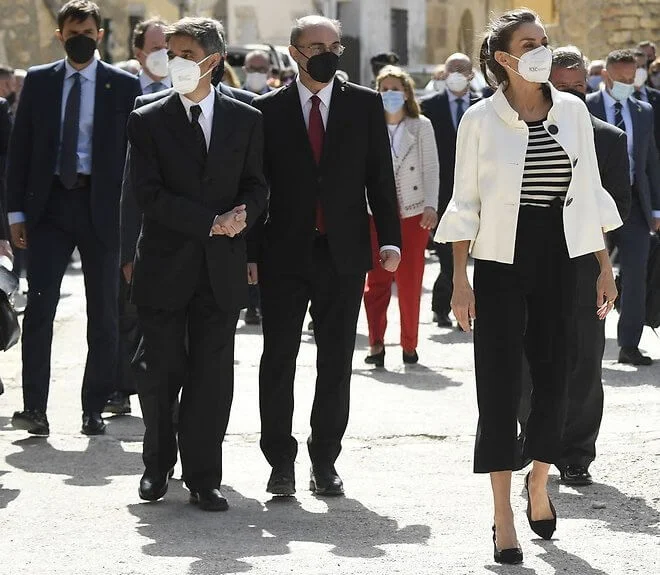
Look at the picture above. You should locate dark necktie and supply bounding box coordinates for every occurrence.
[190,105,207,160]
[614,102,627,133]
[149,81,165,94]
[60,73,81,189]
[455,98,465,129]
[308,95,325,233]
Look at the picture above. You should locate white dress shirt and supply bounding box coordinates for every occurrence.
[179,88,215,149]
[295,76,400,256]
[139,72,171,94]
[447,90,470,130]
[602,88,635,184]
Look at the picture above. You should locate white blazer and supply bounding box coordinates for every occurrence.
[435,84,623,264]
[391,116,439,218]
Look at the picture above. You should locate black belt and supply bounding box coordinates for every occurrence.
[57,173,91,190]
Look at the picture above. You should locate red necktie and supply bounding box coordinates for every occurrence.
[308,95,325,233]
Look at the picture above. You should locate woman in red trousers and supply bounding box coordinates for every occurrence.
[364,66,439,366]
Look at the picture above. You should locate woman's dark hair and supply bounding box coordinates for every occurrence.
[479,8,540,89]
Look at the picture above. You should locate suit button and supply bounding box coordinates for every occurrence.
[548,124,559,135]
[566,197,573,206]
[413,185,418,190]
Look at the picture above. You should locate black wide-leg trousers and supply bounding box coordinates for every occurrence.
[473,206,573,473]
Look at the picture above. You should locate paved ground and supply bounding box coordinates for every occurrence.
[0,255,659,575]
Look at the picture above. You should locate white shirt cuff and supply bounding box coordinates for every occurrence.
[653,211,660,218]
[8,212,25,225]
[380,245,400,256]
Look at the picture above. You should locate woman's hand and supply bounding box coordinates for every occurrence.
[451,279,476,332]
[596,268,618,320]
[419,207,438,230]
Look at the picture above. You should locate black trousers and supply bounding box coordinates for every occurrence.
[22,182,118,414]
[432,241,453,316]
[115,272,140,395]
[519,254,605,469]
[137,262,238,491]
[259,237,365,468]
[473,206,572,473]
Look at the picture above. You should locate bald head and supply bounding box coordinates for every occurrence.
[290,15,341,46]
[445,52,472,75]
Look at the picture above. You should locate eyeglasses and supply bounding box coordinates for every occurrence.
[295,43,345,57]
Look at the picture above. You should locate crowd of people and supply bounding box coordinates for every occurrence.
[0,0,658,565]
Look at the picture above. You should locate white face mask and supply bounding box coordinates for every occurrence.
[445,72,470,93]
[505,45,552,84]
[634,67,648,88]
[168,54,214,95]
[245,71,269,93]
[145,48,169,78]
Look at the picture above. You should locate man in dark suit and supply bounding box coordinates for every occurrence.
[127,17,267,510]
[251,16,401,497]
[420,53,481,328]
[0,95,10,212]
[519,48,632,487]
[633,50,660,151]
[6,0,141,437]
[587,49,660,366]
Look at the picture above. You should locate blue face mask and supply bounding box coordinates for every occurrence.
[587,75,601,91]
[381,90,406,114]
[610,80,635,102]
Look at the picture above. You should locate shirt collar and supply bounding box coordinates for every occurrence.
[447,90,470,104]
[179,87,215,119]
[601,87,628,109]
[139,72,171,90]
[296,75,334,109]
[65,57,98,82]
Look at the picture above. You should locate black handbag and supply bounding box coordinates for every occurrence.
[0,265,20,351]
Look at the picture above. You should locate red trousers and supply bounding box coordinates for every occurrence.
[363,214,428,351]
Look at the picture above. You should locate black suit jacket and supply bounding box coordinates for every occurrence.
[252,80,400,274]
[6,59,141,249]
[127,90,267,311]
[420,90,481,214]
[639,86,660,154]
[587,91,660,228]
[120,83,256,265]
[591,115,631,220]
[0,97,11,241]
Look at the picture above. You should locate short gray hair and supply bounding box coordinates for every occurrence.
[166,17,226,56]
[552,46,588,71]
[290,15,341,46]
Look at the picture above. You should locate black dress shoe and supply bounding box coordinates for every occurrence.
[365,349,385,367]
[492,525,523,565]
[402,349,419,364]
[309,465,344,496]
[12,410,50,436]
[81,412,106,435]
[139,471,169,501]
[244,306,261,325]
[618,347,653,366]
[267,464,296,496]
[103,392,132,415]
[560,464,593,486]
[434,313,453,328]
[189,488,229,511]
[525,472,557,540]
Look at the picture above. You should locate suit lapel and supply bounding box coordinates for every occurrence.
[205,91,236,177]
[48,61,66,164]
[162,91,205,167]
[628,96,644,166]
[92,61,113,173]
[394,121,416,171]
[283,82,318,169]
[591,92,607,122]
[320,79,350,171]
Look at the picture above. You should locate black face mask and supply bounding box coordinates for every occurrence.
[210,58,226,87]
[64,35,97,65]
[296,48,339,84]
[562,88,587,103]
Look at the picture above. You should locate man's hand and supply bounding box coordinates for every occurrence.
[212,204,247,237]
[654,217,660,232]
[380,249,401,273]
[10,222,27,249]
[247,263,258,285]
[122,262,133,283]
[0,240,13,262]
[419,207,438,230]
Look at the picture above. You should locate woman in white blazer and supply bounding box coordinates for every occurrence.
[435,9,621,564]
[363,66,439,366]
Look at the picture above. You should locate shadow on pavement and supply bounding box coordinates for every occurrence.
[129,485,431,574]
[536,541,610,574]
[353,363,462,391]
[485,564,537,574]
[602,338,660,387]
[6,436,142,487]
[0,470,19,509]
